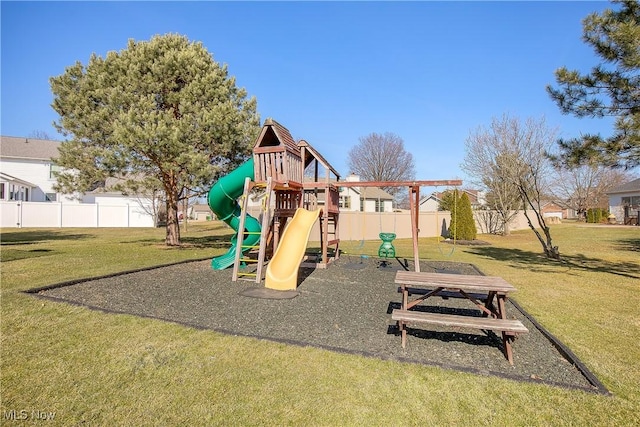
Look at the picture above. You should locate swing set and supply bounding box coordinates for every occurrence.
[338,179,462,272]
[435,186,459,257]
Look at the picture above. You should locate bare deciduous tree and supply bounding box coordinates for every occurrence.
[463,123,522,236]
[549,165,633,220]
[28,130,54,140]
[463,114,561,259]
[347,132,415,204]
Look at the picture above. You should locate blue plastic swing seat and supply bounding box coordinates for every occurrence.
[378,232,396,258]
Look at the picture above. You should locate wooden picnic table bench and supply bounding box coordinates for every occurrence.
[393,271,528,365]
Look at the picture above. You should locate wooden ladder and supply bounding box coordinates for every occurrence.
[232,177,273,283]
[320,211,340,266]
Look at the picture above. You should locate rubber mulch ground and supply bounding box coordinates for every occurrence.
[30,256,607,394]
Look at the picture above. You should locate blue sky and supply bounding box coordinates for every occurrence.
[1,1,614,186]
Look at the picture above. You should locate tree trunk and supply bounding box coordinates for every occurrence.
[501,213,511,236]
[165,183,181,246]
[521,201,561,260]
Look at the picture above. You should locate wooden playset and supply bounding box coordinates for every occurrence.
[231,118,341,283]
[227,118,463,284]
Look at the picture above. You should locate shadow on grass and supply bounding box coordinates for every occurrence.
[0,230,94,245]
[467,246,640,279]
[615,237,640,252]
[1,248,54,262]
[124,233,235,249]
[180,233,234,249]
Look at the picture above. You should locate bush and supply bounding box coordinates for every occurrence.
[449,191,477,240]
[586,208,609,223]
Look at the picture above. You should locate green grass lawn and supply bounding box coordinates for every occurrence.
[1,222,639,426]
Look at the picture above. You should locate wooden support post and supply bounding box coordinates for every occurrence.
[232,177,253,282]
[321,211,328,265]
[255,177,273,283]
[409,185,421,272]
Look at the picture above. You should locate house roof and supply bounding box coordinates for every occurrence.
[419,189,479,205]
[0,136,60,161]
[336,176,394,200]
[192,204,212,213]
[359,186,394,200]
[0,172,37,187]
[253,118,299,156]
[418,193,440,204]
[608,178,640,194]
[341,184,393,200]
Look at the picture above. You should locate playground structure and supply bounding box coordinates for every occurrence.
[207,118,462,291]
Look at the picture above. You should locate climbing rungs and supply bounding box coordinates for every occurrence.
[237,272,257,277]
[232,176,273,284]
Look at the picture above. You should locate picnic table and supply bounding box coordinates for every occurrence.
[391,270,528,365]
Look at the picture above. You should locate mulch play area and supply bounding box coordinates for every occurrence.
[28,257,608,394]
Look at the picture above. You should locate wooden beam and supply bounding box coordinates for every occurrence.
[337,180,462,188]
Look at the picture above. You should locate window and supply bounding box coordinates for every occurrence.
[622,196,640,208]
[45,193,57,202]
[339,196,351,209]
[49,163,62,179]
[375,200,384,213]
[0,183,4,200]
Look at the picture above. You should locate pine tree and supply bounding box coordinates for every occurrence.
[458,192,478,241]
[448,189,460,239]
[547,0,640,168]
[50,34,260,245]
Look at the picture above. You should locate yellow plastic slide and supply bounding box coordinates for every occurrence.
[265,208,321,291]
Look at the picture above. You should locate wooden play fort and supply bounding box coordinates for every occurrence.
[232,118,341,283]
[228,118,462,285]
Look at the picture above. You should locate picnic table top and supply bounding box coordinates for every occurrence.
[394,270,517,294]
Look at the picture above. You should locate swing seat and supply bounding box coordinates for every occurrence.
[378,232,396,258]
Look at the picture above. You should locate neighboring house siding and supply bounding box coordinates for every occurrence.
[339,187,360,212]
[0,136,74,202]
[419,196,440,212]
[0,157,59,201]
[608,178,640,224]
[338,186,393,212]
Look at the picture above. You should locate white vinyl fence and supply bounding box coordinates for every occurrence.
[2,201,540,233]
[0,201,154,228]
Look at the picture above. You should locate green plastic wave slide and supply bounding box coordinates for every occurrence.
[207,158,261,270]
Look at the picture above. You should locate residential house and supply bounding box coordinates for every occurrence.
[338,174,394,212]
[419,189,485,212]
[540,201,567,222]
[418,193,441,212]
[0,136,70,202]
[1,135,156,227]
[608,178,640,225]
[191,203,214,221]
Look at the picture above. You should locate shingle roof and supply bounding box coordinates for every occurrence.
[254,118,299,155]
[608,178,640,194]
[0,136,61,160]
[360,186,394,200]
[0,171,37,187]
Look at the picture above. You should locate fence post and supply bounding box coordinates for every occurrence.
[17,201,22,228]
